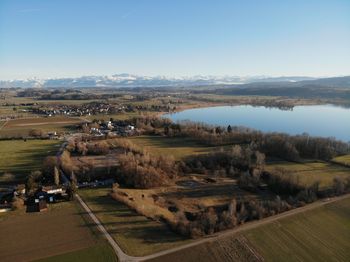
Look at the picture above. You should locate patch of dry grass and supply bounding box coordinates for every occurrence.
[266,161,350,188]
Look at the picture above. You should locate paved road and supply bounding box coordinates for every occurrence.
[74,191,350,262]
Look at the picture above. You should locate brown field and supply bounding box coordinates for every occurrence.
[0,116,83,137]
[3,116,82,127]
[0,202,96,262]
[71,153,120,169]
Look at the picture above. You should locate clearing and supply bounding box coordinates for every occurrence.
[130,135,225,160]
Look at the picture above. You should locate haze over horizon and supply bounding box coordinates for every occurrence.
[1,0,350,80]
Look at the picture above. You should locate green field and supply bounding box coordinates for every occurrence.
[266,161,350,188]
[0,139,61,184]
[244,197,350,262]
[37,244,117,262]
[332,155,350,166]
[79,188,191,256]
[130,135,224,160]
[149,196,350,262]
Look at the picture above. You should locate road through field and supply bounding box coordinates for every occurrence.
[0,120,8,130]
[140,193,350,261]
[75,194,135,262]
[75,189,350,262]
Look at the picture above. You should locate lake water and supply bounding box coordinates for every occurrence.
[163,105,350,142]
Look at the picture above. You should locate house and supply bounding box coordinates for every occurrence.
[42,186,63,195]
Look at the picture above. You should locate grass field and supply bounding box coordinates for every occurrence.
[266,161,350,188]
[79,187,191,256]
[0,139,61,184]
[130,136,224,160]
[332,155,350,166]
[148,235,261,262]
[0,116,82,137]
[37,244,117,262]
[0,202,97,262]
[244,197,350,262]
[149,196,350,262]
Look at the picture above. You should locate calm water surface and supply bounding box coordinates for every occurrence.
[163,105,350,142]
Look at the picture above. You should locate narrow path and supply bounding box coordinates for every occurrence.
[75,194,135,262]
[75,190,350,262]
[0,120,8,131]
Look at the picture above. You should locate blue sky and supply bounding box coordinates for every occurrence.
[0,0,349,79]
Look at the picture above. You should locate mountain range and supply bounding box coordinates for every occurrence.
[0,74,317,88]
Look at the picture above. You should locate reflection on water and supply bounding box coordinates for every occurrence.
[163,105,350,142]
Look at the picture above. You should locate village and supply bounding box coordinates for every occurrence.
[30,102,126,117]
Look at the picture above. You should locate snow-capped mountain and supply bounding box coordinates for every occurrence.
[0,74,316,88]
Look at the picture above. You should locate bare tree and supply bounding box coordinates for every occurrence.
[54,166,60,186]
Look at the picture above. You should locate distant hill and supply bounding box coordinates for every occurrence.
[214,76,350,99]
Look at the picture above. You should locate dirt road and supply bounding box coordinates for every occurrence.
[0,120,8,131]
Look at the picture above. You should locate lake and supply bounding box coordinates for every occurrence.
[163,105,350,142]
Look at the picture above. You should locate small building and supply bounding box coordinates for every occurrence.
[42,186,63,195]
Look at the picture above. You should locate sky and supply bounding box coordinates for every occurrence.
[0,0,349,80]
